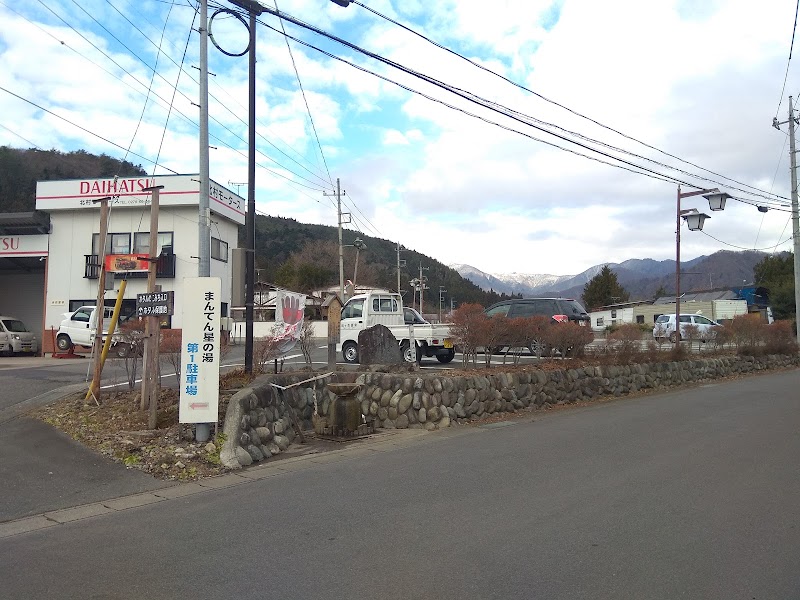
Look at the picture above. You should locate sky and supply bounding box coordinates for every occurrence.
[1,0,799,277]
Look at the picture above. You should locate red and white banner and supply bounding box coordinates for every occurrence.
[272,291,306,354]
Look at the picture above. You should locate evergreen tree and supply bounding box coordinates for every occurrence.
[754,253,795,320]
[581,265,630,310]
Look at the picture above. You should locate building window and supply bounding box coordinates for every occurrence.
[636,315,645,324]
[596,317,604,326]
[211,237,228,262]
[611,309,617,318]
[92,233,130,255]
[133,232,174,256]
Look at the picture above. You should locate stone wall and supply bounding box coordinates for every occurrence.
[220,354,800,468]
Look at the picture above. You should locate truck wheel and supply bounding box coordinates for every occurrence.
[436,349,455,363]
[401,341,421,363]
[342,341,359,364]
[56,334,73,352]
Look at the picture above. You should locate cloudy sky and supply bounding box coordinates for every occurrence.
[1,0,798,277]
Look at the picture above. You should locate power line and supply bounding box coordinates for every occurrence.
[776,0,800,116]
[273,0,334,189]
[699,229,792,251]
[351,0,787,202]
[0,84,180,173]
[251,6,787,204]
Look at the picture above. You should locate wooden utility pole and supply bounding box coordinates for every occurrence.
[88,196,111,402]
[141,185,163,429]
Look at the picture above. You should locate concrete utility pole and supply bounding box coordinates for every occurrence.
[141,185,163,429]
[396,242,405,293]
[418,263,429,314]
[788,96,800,345]
[198,0,211,278]
[324,179,348,299]
[438,285,447,322]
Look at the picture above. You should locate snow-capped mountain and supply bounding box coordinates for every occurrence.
[451,251,764,300]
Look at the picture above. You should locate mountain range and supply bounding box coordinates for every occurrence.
[452,250,769,301]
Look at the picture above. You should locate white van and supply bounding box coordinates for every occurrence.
[0,316,39,356]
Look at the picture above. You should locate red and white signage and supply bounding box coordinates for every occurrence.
[0,234,48,257]
[35,174,245,225]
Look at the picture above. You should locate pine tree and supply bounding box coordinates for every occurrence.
[581,265,630,310]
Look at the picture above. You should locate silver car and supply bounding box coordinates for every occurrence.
[653,313,721,343]
[0,316,39,356]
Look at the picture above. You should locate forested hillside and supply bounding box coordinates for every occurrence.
[0,146,506,310]
[0,146,146,212]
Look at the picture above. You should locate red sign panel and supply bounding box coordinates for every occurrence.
[104,254,149,272]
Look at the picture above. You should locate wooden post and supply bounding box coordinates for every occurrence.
[88,196,110,402]
[141,185,163,428]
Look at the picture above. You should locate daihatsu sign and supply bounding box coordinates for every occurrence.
[35,174,245,225]
[0,234,48,257]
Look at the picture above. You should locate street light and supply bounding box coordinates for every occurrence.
[350,237,366,287]
[675,186,716,342]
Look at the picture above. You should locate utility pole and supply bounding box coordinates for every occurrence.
[141,185,163,429]
[324,179,348,299]
[774,96,800,345]
[438,285,446,322]
[418,263,429,314]
[88,195,110,402]
[396,242,406,293]
[198,0,211,278]
[788,97,800,345]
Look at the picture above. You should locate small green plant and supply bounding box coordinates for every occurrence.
[205,432,226,465]
[122,454,140,466]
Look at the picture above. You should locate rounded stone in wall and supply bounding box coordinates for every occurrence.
[428,406,441,422]
[418,407,427,423]
[397,394,412,414]
[378,407,389,421]
[388,407,398,420]
[235,446,253,466]
[370,401,379,416]
[246,444,264,462]
[396,414,409,429]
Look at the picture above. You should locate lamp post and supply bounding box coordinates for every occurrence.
[351,238,366,287]
[674,186,717,341]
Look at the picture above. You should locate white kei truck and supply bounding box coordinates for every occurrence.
[337,291,455,364]
[56,306,132,357]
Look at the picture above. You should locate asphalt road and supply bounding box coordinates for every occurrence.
[2,368,798,599]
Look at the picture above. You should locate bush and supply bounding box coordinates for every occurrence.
[763,320,799,354]
[606,323,643,363]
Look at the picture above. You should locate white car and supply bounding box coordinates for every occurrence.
[0,316,38,356]
[653,313,722,343]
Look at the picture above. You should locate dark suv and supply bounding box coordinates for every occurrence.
[484,298,590,324]
[484,298,591,355]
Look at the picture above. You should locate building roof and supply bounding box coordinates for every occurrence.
[0,211,50,235]
[654,290,739,304]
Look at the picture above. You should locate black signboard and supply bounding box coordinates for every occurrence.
[136,291,174,317]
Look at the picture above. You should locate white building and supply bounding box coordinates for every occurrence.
[27,174,243,353]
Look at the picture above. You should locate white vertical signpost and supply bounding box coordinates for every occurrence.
[180,277,221,428]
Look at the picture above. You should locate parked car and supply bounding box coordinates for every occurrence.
[483,297,591,355]
[484,298,591,324]
[0,316,38,356]
[56,306,134,357]
[653,313,721,343]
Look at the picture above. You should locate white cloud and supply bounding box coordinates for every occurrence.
[1,0,798,279]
